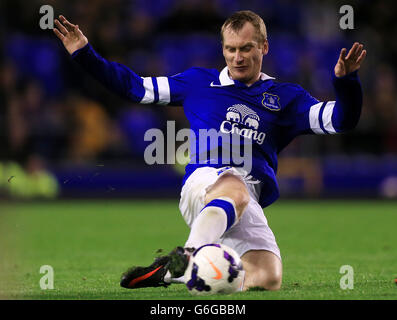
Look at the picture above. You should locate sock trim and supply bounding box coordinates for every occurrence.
[201,198,236,231]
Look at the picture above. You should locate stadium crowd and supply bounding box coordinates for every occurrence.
[0,0,396,197]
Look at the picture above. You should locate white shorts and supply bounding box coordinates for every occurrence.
[179,166,281,260]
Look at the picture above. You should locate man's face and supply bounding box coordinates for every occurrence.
[222,22,268,86]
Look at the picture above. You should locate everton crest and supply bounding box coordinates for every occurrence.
[262,93,281,111]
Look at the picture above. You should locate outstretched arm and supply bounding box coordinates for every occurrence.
[54,15,184,105]
[290,42,367,137]
[54,15,147,101]
[332,42,367,132]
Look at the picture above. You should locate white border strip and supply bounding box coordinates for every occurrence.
[140,77,154,104]
[309,102,325,134]
[156,77,170,105]
[322,101,336,134]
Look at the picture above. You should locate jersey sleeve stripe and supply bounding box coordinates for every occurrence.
[140,77,155,104]
[322,101,337,134]
[309,102,325,134]
[318,102,328,134]
[156,76,171,105]
[141,77,154,104]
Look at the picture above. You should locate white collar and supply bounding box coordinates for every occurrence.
[219,66,275,86]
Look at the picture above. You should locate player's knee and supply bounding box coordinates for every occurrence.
[221,176,250,216]
[262,273,282,291]
[230,189,250,217]
[205,176,250,217]
[252,272,282,291]
[245,268,282,291]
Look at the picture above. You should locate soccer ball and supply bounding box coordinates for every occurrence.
[184,244,244,295]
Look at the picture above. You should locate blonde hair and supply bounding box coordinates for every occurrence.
[221,10,267,44]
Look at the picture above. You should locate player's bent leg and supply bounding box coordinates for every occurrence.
[204,173,250,218]
[121,169,253,290]
[241,249,282,291]
[184,173,250,249]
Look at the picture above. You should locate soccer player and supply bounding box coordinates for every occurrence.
[53,10,366,291]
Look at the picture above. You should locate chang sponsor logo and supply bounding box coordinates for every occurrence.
[220,104,266,145]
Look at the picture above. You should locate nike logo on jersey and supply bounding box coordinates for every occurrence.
[210,81,224,87]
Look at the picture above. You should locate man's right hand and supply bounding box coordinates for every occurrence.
[53,15,88,55]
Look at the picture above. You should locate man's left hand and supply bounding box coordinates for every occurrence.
[334,42,367,78]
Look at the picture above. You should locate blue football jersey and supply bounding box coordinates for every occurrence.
[136,66,340,208]
[72,43,362,208]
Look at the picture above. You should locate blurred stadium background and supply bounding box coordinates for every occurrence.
[1,0,396,201]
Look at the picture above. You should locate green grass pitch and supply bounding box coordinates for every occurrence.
[0,199,396,300]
